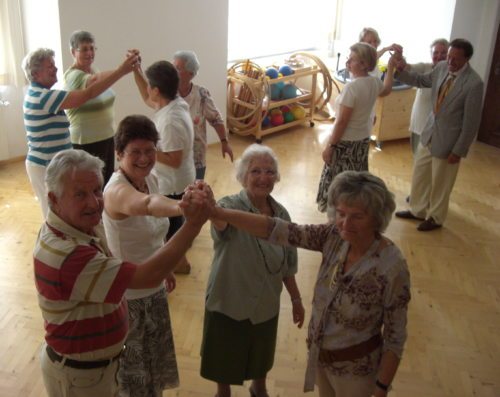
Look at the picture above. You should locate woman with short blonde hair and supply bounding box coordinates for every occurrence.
[316,43,396,212]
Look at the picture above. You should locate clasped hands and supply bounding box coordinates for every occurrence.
[179,181,217,227]
[385,43,408,71]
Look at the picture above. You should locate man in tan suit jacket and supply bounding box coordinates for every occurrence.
[394,38,484,231]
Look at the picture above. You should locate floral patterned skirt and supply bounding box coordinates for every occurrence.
[118,289,179,397]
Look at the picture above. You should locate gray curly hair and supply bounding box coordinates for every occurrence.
[173,50,200,76]
[22,48,55,82]
[69,30,95,50]
[235,144,280,186]
[46,149,104,200]
[327,171,395,233]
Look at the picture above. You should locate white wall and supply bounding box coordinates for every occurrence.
[58,0,228,141]
[0,0,228,161]
[451,0,500,82]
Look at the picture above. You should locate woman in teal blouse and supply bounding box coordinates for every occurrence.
[200,144,305,397]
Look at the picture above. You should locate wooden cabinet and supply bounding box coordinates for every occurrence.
[372,86,416,147]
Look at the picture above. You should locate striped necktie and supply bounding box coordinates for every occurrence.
[435,74,456,113]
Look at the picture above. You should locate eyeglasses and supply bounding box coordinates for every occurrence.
[75,46,97,53]
[123,148,156,158]
[249,168,277,177]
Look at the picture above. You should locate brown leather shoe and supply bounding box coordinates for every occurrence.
[395,210,424,221]
[417,218,442,231]
[174,260,192,274]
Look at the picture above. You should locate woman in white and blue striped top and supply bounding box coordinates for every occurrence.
[22,47,138,218]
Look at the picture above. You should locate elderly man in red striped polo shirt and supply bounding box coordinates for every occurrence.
[33,149,210,397]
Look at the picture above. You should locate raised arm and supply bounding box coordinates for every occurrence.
[85,70,116,87]
[128,185,210,289]
[379,55,396,97]
[60,52,138,110]
[210,205,273,239]
[133,66,157,109]
[377,43,403,59]
[104,181,182,219]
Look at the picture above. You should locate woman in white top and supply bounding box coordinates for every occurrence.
[316,43,395,212]
[103,115,183,397]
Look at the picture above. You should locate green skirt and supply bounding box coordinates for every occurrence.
[200,309,279,384]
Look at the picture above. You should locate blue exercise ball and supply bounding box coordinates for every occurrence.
[279,65,294,76]
[262,115,271,127]
[275,81,285,90]
[282,84,298,99]
[270,85,281,100]
[265,67,279,79]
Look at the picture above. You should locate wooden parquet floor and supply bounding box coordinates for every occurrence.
[1,123,499,397]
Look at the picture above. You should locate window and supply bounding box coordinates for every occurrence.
[0,0,24,87]
[228,0,338,61]
[228,0,455,64]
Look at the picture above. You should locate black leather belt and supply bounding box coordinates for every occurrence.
[46,345,122,370]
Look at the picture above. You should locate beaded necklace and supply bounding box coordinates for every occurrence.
[255,237,286,275]
[119,168,149,194]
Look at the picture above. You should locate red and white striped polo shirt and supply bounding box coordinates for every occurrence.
[33,210,137,360]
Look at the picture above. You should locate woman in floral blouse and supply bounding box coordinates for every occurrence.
[173,50,234,180]
[207,170,411,397]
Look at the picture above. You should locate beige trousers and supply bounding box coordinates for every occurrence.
[316,365,377,397]
[409,144,460,225]
[40,343,119,397]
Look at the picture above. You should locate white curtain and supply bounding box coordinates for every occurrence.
[0,0,25,87]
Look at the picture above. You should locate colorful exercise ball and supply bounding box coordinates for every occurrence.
[283,111,295,123]
[291,105,306,120]
[265,67,279,79]
[280,105,291,113]
[279,65,294,76]
[270,85,281,100]
[270,108,282,116]
[275,81,285,90]
[262,115,271,127]
[270,113,284,126]
[282,84,298,99]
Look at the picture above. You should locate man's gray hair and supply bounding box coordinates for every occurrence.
[46,149,104,199]
[235,144,280,186]
[173,50,200,76]
[327,171,395,233]
[431,38,449,49]
[69,30,95,50]
[22,48,55,82]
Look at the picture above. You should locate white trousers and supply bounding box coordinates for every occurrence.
[40,343,120,397]
[25,161,48,219]
[409,144,460,225]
